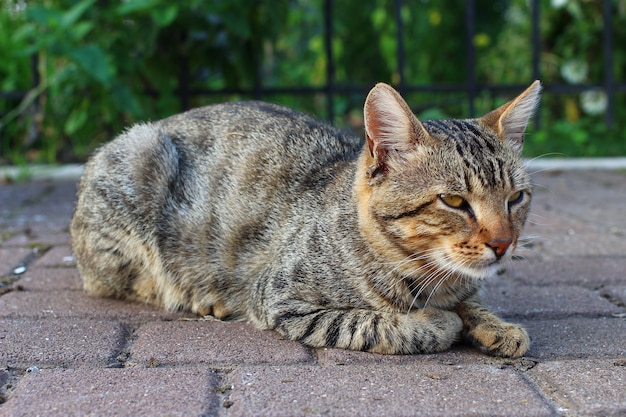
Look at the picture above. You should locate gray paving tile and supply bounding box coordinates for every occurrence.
[131,320,313,366]
[316,345,486,366]
[0,247,33,275]
[0,290,183,321]
[600,285,626,309]
[2,231,71,248]
[503,256,626,286]
[31,245,75,268]
[223,364,554,417]
[0,367,218,417]
[10,267,82,292]
[522,317,626,360]
[483,281,623,319]
[528,359,626,417]
[0,318,125,368]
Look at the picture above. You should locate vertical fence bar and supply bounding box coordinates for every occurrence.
[602,0,614,128]
[530,0,541,129]
[324,0,335,122]
[394,0,406,93]
[465,0,476,117]
[179,54,190,111]
[530,0,541,81]
[31,54,40,89]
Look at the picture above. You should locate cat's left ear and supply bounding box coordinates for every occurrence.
[480,80,542,152]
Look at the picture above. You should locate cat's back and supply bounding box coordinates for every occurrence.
[158,101,361,169]
[83,100,361,194]
[76,101,363,246]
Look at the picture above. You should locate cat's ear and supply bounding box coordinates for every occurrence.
[363,83,431,173]
[481,80,542,152]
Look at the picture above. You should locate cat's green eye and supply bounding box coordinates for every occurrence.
[507,191,524,205]
[440,194,466,209]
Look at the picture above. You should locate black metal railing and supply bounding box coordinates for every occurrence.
[2,0,624,127]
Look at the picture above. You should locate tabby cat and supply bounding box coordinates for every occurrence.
[71,81,541,358]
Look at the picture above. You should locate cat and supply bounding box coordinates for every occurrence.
[70,81,541,358]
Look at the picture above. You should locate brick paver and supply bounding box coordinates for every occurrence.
[0,367,219,417]
[1,169,625,416]
[223,364,554,417]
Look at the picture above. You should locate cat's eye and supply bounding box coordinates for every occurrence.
[507,191,524,206]
[440,194,466,209]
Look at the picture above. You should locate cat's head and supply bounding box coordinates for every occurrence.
[356,81,541,281]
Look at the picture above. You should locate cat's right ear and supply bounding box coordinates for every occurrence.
[363,83,431,176]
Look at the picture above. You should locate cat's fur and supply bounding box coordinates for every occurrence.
[71,81,541,358]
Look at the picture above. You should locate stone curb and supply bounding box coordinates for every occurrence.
[2,157,626,183]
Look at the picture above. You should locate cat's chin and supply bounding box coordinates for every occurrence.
[445,261,502,281]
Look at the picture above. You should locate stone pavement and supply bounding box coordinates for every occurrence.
[0,168,625,417]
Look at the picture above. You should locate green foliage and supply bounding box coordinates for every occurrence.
[0,0,625,164]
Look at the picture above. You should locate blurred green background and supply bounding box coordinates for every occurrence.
[1,0,625,165]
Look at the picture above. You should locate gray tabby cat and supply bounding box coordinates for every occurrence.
[71,81,541,358]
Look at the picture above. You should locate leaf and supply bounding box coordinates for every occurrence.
[11,23,36,43]
[117,0,159,15]
[64,108,88,136]
[26,6,63,27]
[151,5,178,27]
[60,0,96,28]
[111,83,142,115]
[67,45,114,84]
[70,21,94,41]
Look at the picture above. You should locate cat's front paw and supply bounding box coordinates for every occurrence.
[467,322,529,358]
[414,307,463,352]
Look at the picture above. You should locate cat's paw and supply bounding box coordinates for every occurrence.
[467,322,530,358]
[414,307,463,352]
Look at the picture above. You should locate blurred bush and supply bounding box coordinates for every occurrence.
[0,0,625,164]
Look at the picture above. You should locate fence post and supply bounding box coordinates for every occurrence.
[530,0,541,129]
[394,0,406,94]
[602,0,614,128]
[465,0,476,118]
[324,0,335,122]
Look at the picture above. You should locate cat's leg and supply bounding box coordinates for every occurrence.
[456,295,529,358]
[266,301,463,354]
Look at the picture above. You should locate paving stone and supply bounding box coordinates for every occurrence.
[599,285,626,309]
[538,233,626,257]
[31,245,75,268]
[0,290,184,321]
[522,317,626,360]
[527,359,626,417]
[223,364,554,417]
[0,181,52,216]
[131,320,313,366]
[10,267,82,291]
[317,345,487,366]
[0,247,33,274]
[0,367,219,417]
[3,231,71,248]
[483,281,623,319]
[0,318,126,368]
[503,256,626,286]
[532,171,626,232]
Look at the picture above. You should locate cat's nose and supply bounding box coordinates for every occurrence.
[487,239,512,258]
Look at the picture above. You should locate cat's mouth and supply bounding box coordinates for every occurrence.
[438,258,503,280]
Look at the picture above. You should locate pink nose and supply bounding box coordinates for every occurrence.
[487,239,512,258]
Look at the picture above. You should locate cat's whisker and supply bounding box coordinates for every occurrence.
[405,252,459,313]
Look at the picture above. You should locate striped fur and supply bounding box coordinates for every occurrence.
[71,82,541,357]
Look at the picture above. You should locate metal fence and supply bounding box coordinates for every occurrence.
[174,0,623,127]
[2,0,624,127]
